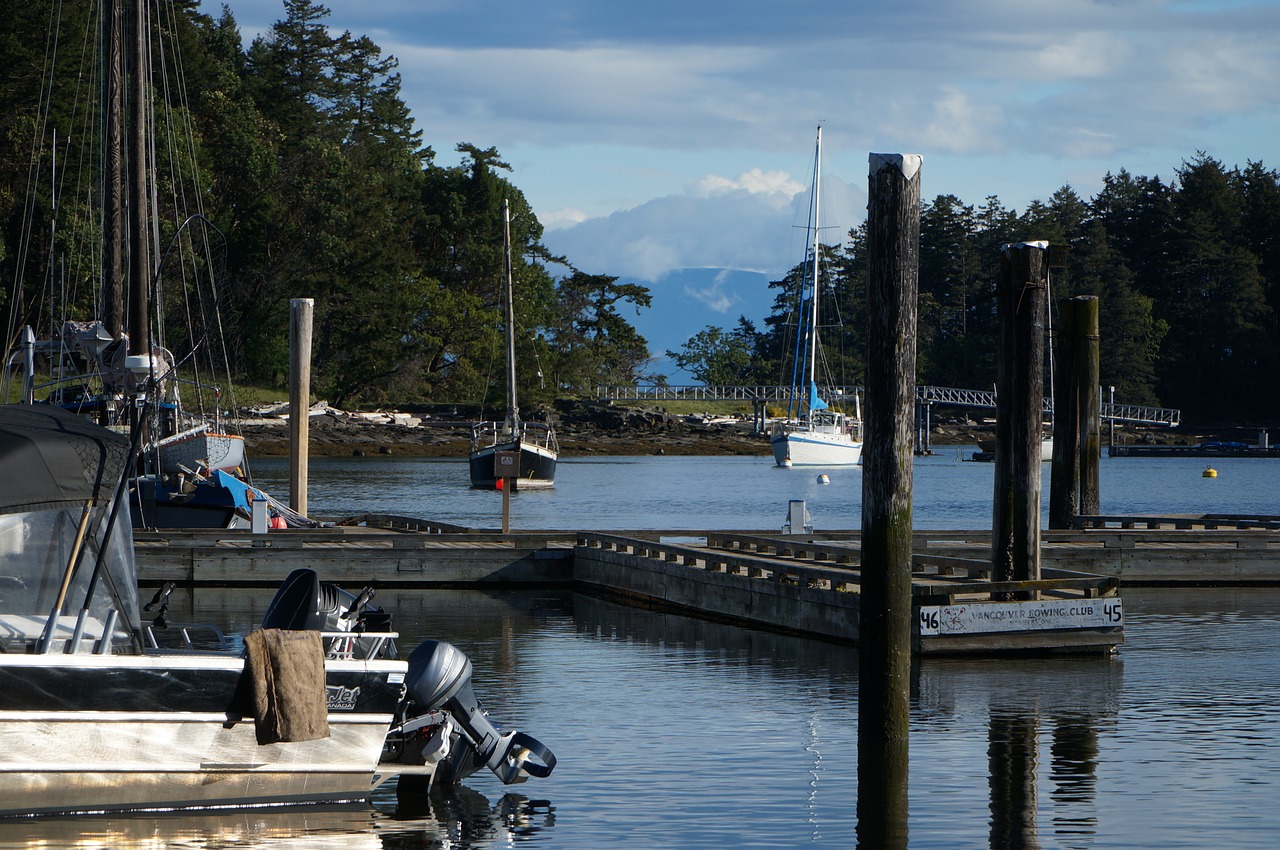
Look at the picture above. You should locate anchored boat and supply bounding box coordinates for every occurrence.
[468,199,558,489]
[770,127,863,468]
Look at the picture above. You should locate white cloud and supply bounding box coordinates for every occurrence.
[541,207,588,230]
[694,168,804,198]
[920,90,1005,155]
[544,171,865,283]
[683,269,740,314]
[213,0,1280,256]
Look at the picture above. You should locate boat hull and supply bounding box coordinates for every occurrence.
[771,430,863,467]
[0,654,407,816]
[468,440,558,489]
[130,475,249,530]
[157,428,246,474]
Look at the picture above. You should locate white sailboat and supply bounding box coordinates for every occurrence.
[770,127,863,468]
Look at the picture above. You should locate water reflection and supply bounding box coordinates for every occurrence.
[91,583,1280,848]
[383,786,555,848]
[989,711,1040,849]
[1048,715,1099,847]
[0,790,553,850]
[0,807,383,849]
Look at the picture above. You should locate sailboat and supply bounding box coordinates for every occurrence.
[468,199,558,489]
[7,0,277,529]
[770,127,863,468]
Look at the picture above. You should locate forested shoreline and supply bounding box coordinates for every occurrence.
[672,163,1280,426]
[3,1,1277,426]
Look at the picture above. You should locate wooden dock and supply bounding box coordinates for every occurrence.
[1109,444,1280,458]
[574,533,1122,654]
[130,514,1280,654]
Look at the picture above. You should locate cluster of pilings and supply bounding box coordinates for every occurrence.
[858,154,1103,847]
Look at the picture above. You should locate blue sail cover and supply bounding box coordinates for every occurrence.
[212,469,256,512]
[807,381,828,412]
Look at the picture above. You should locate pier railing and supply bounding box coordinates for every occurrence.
[702,533,1120,602]
[594,384,1180,426]
[579,532,1120,603]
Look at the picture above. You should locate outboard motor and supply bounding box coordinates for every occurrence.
[261,568,394,659]
[403,639,556,785]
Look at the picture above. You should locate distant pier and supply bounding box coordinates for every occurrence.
[1109,443,1280,458]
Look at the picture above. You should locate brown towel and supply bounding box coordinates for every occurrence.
[244,628,331,744]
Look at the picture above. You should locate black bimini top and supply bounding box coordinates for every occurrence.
[0,404,130,515]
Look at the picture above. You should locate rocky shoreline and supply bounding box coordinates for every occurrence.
[234,401,1221,459]
[237,402,772,458]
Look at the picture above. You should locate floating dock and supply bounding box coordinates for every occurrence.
[1108,444,1280,458]
[574,532,1122,654]
[130,513,1280,654]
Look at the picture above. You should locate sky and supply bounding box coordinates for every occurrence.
[201,0,1280,364]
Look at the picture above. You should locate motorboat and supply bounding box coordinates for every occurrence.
[0,404,554,816]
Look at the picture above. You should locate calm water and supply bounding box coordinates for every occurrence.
[3,453,1277,848]
[249,448,1278,531]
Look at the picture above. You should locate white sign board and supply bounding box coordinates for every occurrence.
[918,598,1124,636]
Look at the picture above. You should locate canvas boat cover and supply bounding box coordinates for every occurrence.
[0,404,130,514]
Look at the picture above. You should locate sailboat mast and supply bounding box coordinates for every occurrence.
[503,199,519,427]
[808,126,822,391]
[103,0,125,338]
[126,0,151,360]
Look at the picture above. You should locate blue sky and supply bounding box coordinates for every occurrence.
[204,0,1280,358]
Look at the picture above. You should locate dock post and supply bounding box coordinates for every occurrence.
[858,152,921,849]
[1049,295,1101,527]
[289,298,314,517]
[1077,297,1101,515]
[992,243,1046,583]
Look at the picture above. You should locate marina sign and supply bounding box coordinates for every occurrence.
[918,598,1124,636]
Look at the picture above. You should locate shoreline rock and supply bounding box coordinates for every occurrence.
[233,401,1232,459]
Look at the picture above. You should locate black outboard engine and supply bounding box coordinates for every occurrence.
[261,568,394,659]
[404,639,556,785]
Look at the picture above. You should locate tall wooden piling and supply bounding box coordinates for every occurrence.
[289,298,314,516]
[1050,295,1102,528]
[1076,297,1101,515]
[992,242,1047,583]
[858,152,921,849]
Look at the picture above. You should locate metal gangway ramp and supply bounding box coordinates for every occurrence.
[595,384,1181,429]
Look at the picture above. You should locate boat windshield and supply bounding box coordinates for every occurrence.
[0,503,140,653]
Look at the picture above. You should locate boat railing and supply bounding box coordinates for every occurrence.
[470,420,558,453]
[320,630,399,661]
[143,621,233,654]
[520,421,559,453]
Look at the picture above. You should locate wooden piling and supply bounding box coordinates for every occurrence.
[992,242,1047,583]
[858,152,921,848]
[1049,297,1081,529]
[1050,295,1102,527]
[289,298,314,516]
[1076,297,1101,515]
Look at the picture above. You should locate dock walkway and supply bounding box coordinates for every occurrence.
[132,514,1280,653]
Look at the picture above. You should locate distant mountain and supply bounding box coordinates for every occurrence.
[625,267,774,380]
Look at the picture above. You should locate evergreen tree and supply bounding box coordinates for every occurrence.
[667,325,754,385]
